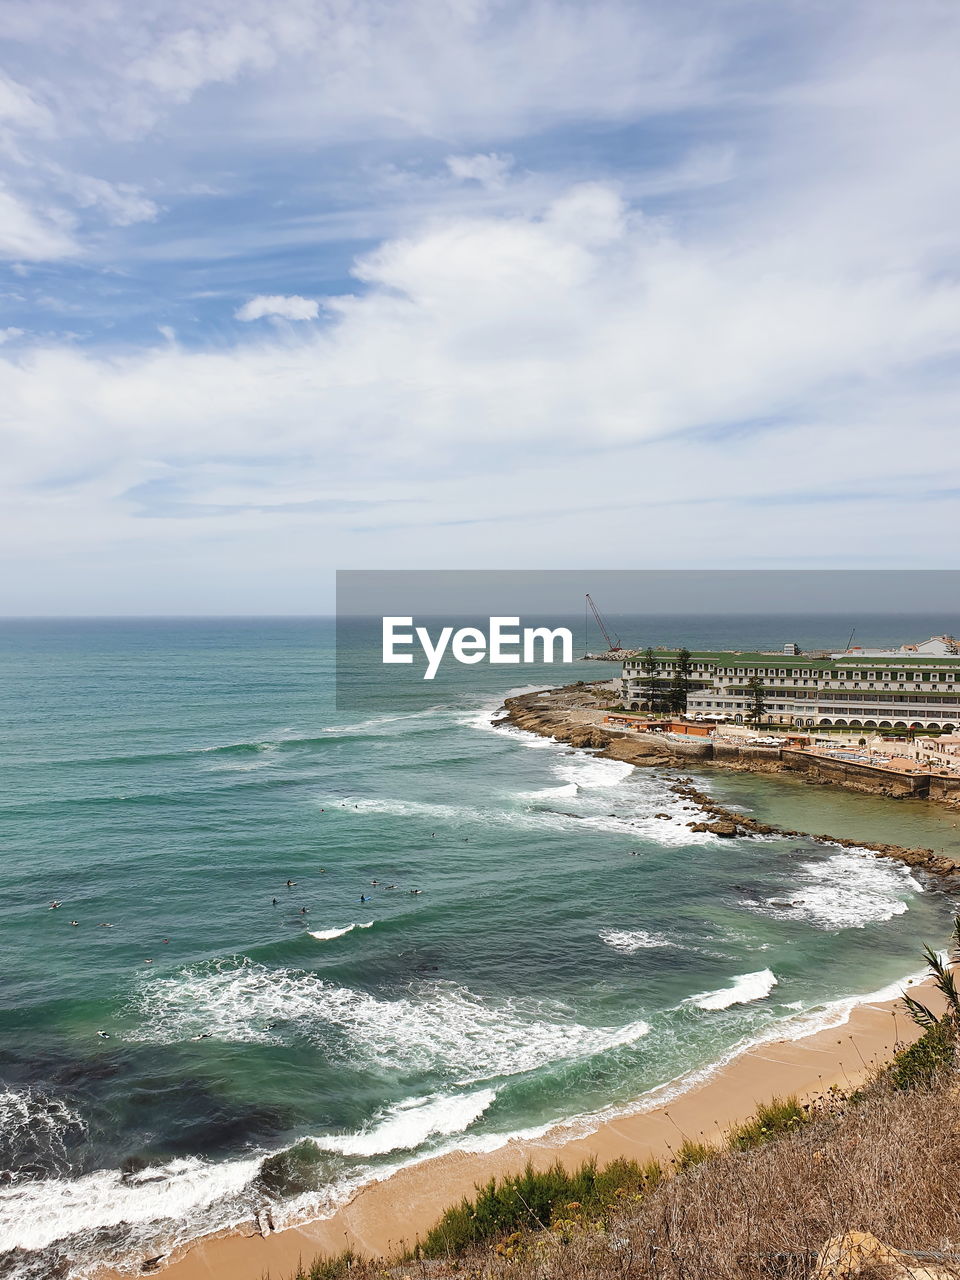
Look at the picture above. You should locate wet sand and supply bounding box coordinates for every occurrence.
[104,979,939,1280]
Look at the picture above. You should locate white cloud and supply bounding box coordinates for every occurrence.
[0,327,23,343]
[0,73,50,131]
[0,1,959,609]
[0,186,77,259]
[126,19,282,102]
[234,294,319,321]
[1,177,957,500]
[445,153,514,190]
[53,169,159,226]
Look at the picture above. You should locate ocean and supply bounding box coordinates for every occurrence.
[1,615,958,1279]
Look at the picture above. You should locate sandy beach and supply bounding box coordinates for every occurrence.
[102,975,941,1280]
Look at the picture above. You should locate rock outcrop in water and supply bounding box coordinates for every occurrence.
[500,685,960,888]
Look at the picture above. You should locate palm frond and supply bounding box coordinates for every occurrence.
[901,993,941,1031]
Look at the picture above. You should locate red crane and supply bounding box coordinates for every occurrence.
[585,594,622,652]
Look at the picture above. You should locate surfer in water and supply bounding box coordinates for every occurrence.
[359,894,369,903]
[286,880,296,887]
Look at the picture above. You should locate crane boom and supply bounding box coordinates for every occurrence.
[585,594,621,652]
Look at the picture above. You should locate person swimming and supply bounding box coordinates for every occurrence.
[359,894,369,903]
[272,898,278,905]
[286,880,296,886]
[70,920,79,926]
[96,1030,110,1039]
[299,906,308,913]
[49,901,62,909]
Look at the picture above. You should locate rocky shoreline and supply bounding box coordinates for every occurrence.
[501,684,960,886]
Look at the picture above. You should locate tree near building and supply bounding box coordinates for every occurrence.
[746,676,767,727]
[641,647,664,714]
[669,647,692,715]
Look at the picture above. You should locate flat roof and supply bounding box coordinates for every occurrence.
[623,650,959,666]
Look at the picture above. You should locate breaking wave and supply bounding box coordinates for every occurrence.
[308,922,375,942]
[310,1089,496,1158]
[688,969,778,1011]
[129,961,650,1084]
[0,1150,263,1257]
[552,757,635,789]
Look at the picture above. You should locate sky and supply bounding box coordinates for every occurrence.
[1,0,959,614]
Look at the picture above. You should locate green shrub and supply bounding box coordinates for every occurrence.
[416,1157,657,1257]
[889,1019,956,1091]
[729,1096,808,1151]
[278,1250,357,1280]
[673,1139,715,1171]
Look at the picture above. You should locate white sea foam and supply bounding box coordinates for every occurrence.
[0,1088,87,1180]
[456,688,549,735]
[131,962,650,1083]
[334,793,602,835]
[308,922,374,942]
[325,707,447,736]
[688,969,778,1011]
[754,848,920,929]
[600,929,678,954]
[552,757,635,789]
[0,1151,263,1254]
[311,1089,496,1158]
[517,782,579,800]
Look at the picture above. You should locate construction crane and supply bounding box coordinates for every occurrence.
[585,594,622,653]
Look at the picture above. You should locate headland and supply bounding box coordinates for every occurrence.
[502,683,960,886]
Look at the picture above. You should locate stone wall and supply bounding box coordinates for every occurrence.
[929,774,960,803]
[780,750,929,798]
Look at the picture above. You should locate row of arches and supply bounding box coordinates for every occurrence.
[817,718,955,731]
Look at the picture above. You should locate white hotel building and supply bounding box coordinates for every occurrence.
[620,637,960,732]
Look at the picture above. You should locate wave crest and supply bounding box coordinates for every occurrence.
[308,922,375,942]
[310,1089,496,1158]
[688,969,778,1011]
[130,962,650,1084]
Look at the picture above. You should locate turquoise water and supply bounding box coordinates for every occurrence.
[0,617,958,1279]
